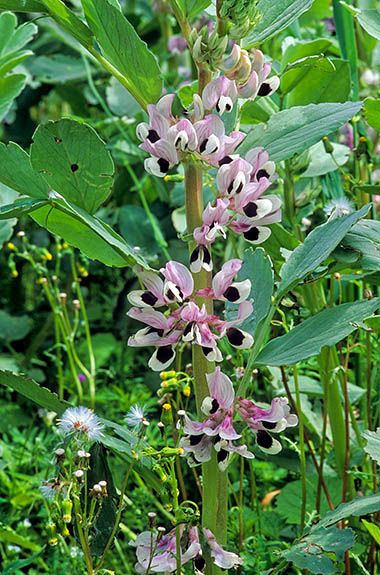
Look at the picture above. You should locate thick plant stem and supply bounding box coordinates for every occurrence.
[184,160,227,573]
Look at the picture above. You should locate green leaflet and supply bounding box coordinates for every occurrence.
[31,197,150,268]
[316,492,380,529]
[283,58,351,107]
[357,9,380,42]
[243,0,314,46]
[0,0,46,11]
[0,142,50,199]
[81,0,162,105]
[363,98,380,132]
[0,74,25,121]
[40,0,93,48]
[0,369,71,415]
[226,248,273,338]
[362,429,380,466]
[255,298,380,366]
[237,102,363,162]
[278,205,370,295]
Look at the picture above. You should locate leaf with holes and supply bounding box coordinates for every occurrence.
[30,119,114,214]
[282,526,355,574]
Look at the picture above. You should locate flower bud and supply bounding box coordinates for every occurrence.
[62,499,73,523]
[322,136,334,154]
[90,483,102,498]
[364,289,373,300]
[99,480,108,497]
[73,299,81,310]
[161,403,173,426]
[47,522,58,546]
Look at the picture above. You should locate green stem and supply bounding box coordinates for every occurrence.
[73,496,93,574]
[87,47,148,111]
[95,460,135,572]
[70,249,96,407]
[293,365,306,533]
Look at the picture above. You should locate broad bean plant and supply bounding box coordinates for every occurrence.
[0,0,380,574]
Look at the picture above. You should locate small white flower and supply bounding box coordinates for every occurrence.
[124,404,149,431]
[324,197,353,218]
[57,407,104,441]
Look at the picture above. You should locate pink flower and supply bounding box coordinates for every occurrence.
[202,76,238,114]
[129,525,201,573]
[197,259,251,304]
[168,36,187,54]
[127,261,254,370]
[203,528,243,569]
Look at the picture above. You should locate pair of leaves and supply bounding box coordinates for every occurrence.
[237,101,363,162]
[256,297,380,366]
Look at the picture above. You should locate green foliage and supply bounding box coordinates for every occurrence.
[256,298,380,366]
[362,428,380,465]
[226,247,273,337]
[282,526,355,574]
[81,0,162,105]
[243,0,314,46]
[363,97,380,132]
[356,9,380,42]
[237,102,363,162]
[278,205,371,295]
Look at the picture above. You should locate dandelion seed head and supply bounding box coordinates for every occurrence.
[57,406,104,441]
[124,404,149,431]
[324,197,353,218]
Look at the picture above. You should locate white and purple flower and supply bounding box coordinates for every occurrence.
[127,260,254,370]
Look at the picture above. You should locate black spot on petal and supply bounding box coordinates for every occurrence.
[210,399,219,414]
[71,163,79,172]
[190,246,200,264]
[190,434,204,446]
[243,202,258,218]
[141,291,158,306]
[219,156,233,166]
[183,322,194,337]
[257,429,273,448]
[262,421,277,430]
[156,345,175,364]
[194,556,206,570]
[256,168,269,180]
[203,247,211,265]
[147,129,160,143]
[157,158,170,173]
[223,286,240,302]
[54,137,62,143]
[243,227,260,242]
[199,139,208,153]
[226,327,244,346]
[258,83,271,97]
